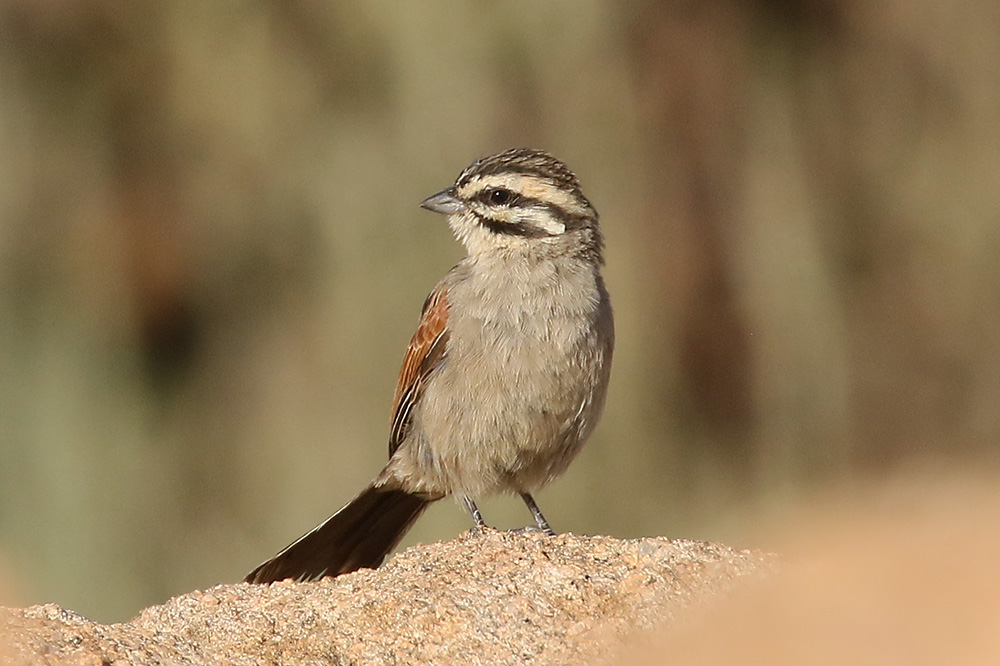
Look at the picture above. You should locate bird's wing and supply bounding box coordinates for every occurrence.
[388,285,450,456]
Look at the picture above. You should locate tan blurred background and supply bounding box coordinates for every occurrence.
[0,1,997,622]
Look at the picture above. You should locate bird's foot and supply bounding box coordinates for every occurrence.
[508,525,557,537]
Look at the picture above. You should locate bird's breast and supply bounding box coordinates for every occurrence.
[400,265,610,496]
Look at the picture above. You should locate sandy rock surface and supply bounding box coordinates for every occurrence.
[1,530,769,665]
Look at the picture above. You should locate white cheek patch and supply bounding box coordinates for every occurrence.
[524,213,565,235]
[473,205,565,235]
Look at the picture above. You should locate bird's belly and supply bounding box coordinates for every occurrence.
[401,329,593,497]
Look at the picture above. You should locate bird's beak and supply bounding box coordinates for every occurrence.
[420,187,466,214]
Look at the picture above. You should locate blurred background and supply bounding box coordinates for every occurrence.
[0,1,997,623]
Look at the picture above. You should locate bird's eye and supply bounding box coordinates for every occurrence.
[487,188,514,206]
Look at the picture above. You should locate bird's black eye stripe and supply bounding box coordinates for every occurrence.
[475,187,518,207]
[472,212,549,237]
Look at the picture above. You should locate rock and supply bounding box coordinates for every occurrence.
[0,530,770,665]
[611,470,1000,666]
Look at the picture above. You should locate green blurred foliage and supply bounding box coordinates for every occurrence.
[0,0,997,621]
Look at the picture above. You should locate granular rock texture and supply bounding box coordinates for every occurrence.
[0,530,769,665]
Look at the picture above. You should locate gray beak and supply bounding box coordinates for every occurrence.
[420,187,466,214]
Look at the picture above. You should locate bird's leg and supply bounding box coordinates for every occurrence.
[520,493,556,536]
[462,495,487,533]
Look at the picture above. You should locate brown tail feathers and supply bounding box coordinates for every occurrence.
[245,485,431,583]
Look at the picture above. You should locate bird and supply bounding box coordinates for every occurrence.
[245,148,614,583]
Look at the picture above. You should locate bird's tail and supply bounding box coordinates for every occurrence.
[245,484,432,583]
